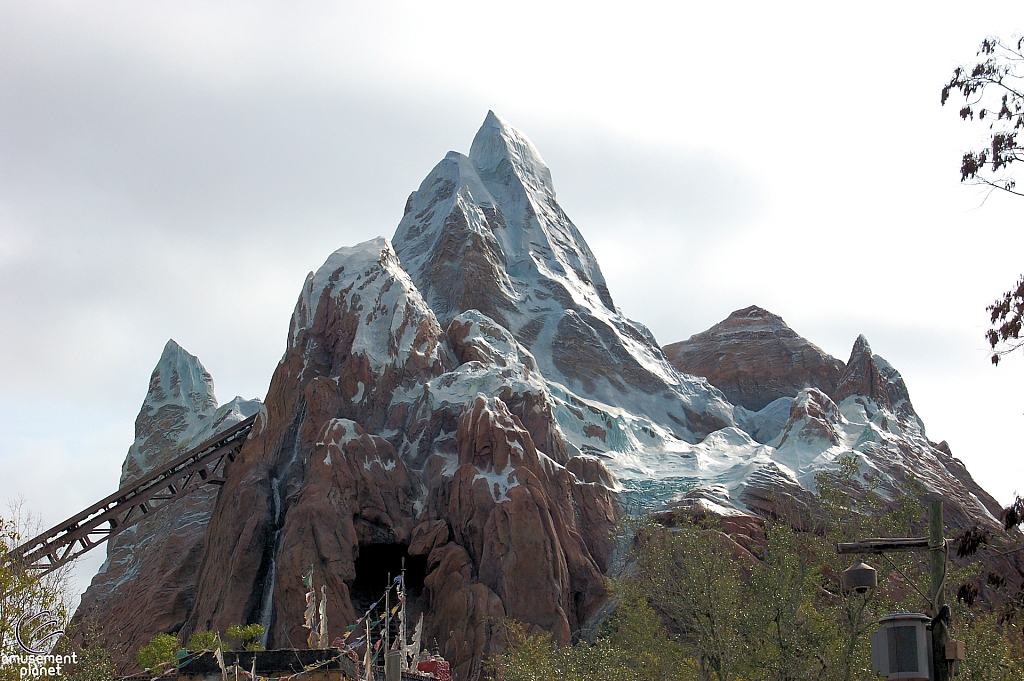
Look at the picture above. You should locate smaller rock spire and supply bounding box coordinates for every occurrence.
[833,334,890,409]
[143,339,218,418]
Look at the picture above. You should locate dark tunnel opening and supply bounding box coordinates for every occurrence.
[350,543,428,617]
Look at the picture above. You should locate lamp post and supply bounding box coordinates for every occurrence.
[837,499,958,681]
[929,501,950,681]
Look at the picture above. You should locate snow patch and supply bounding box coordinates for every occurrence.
[473,465,519,503]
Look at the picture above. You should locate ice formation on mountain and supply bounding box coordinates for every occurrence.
[78,112,1016,680]
[393,111,734,450]
[74,341,260,670]
[386,112,1003,527]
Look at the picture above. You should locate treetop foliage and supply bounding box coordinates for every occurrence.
[0,503,73,681]
[942,35,1024,198]
[489,457,1024,681]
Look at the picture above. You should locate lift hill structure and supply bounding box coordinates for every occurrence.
[3,413,257,575]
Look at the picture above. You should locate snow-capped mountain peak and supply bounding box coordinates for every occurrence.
[468,110,555,199]
[123,340,260,487]
[143,339,217,418]
[393,113,735,445]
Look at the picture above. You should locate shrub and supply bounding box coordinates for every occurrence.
[226,623,265,652]
[187,630,220,652]
[135,632,180,671]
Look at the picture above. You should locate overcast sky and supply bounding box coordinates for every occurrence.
[3,1,1024,602]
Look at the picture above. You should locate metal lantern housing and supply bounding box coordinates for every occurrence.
[842,560,878,594]
[870,612,931,680]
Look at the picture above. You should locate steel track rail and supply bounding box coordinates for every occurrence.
[3,413,259,575]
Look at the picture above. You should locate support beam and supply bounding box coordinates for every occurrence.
[931,500,949,681]
[3,413,257,575]
[836,537,951,554]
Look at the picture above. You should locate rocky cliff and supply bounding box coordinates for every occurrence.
[76,113,1020,680]
[663,311,1007,539]
[184,238,617,681]
[393,111,734,446]
[663,305,844,412]
[72,341,259,671]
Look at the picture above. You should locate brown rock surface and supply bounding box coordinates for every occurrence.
[181,239,617,681]
[186,239,447,643]
[71,341,259,672]
[73,114,1024,680]
[832,334,890,409]
[664,305,845,412]
[392,111,734,442]
[775,388,843,449]
[414,395,614,678]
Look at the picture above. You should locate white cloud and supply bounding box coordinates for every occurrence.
[2,0,1024,606]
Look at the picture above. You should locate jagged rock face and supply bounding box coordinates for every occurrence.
[761,340,1007,536]
[663,305,845,412]
[185,238,618,680]
[393,111,733,443]
[833,334,891,409]
[187,239,448,642]
[72,341,260,672]
[660,311,1012,546]
[81,114,1023,677]
[417,396,614,679]
[776,388,843,450]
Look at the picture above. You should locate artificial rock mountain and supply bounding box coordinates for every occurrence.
[75,113,1020,679]
[73,340,260,667]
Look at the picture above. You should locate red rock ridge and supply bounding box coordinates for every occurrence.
[181,239,617,681]
[664,305,844,412]
[71,341,259,673]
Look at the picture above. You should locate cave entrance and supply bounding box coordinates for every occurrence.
[350,544,428,618]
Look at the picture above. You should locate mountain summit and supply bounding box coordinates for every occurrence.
[394,112,733,446]
[74,114,1019,680]
[664,305,844,412]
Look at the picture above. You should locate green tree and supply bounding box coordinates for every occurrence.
[486,622,561,681]
[630,517,745,681]
[951,608,1024,680]
[135,632,180,672]
[60,621,117,681]
[65,645,116,681]
[602,592,690,681]
[491,462,1024,681]
[226,623,265,652]
[0,502,74,681]
[744,522,834,681]
[488,609,694,681]
[187,630,220,651]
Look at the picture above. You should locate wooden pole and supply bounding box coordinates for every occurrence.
[385,572,390,656]
[930,500,949,681]
[837,537,937,554]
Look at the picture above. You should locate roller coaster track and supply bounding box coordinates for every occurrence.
[3,413,258,576]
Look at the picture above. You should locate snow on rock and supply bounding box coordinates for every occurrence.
[123,340,213,484]
[287,237,444,378]
[73,341,260,673]
[664,305,845,412]
[734,396,793,444]
[389,114,1007,534]
[81,113,1020,677]
[186,235,618,681]
[440,393,616,660]
[393,111,734,444]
